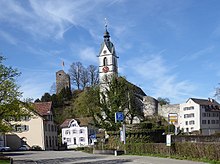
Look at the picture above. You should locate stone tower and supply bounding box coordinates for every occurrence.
[56,70,71,94]
[98,24,118,92]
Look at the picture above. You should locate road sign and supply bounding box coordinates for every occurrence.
[89,134,96,139]
[115,112,124,123]
[168,113,178,125]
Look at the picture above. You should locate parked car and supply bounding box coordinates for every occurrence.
[0,146,11,152]
[31,145,42,151]
[18,145,30,151]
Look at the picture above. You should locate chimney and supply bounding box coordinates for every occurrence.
[208,98,214,102]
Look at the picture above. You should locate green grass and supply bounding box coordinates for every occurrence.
[0,159,10,164]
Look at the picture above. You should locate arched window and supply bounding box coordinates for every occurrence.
[103,57,107,66]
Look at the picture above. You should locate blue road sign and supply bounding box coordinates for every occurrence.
[89,134,96,139]
[115,112,124,122]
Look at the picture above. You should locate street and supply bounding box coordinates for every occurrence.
[4,150,207,164]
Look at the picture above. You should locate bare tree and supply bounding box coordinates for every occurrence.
[87,65,99,86]
[80,66,89,90]
[69,62,83,90]
[50,82,56,94]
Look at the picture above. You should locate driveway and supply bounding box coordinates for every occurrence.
[4,150,207,164]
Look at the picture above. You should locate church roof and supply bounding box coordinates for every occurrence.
[99,28,117,56]
[124,78,147,97]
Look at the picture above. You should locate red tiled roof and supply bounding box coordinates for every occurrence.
[33,102,52,116]
[60,118,72,128]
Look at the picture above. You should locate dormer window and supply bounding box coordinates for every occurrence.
[71,123,76,127]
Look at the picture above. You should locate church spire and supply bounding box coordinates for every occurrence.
[104,18,110,42]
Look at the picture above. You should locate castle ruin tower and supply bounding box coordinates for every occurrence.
[98,23,118,92]
[56,70,71,94]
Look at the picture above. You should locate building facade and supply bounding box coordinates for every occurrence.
[179,98,220,135]
[61,118,97,149]
[7,102,58,150]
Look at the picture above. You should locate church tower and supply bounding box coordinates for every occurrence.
[98,24,118,91]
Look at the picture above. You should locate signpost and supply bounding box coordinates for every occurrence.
[166,134,171,147]
[115,112,124,123]
[168,113,178,135]
[115,112,126,144]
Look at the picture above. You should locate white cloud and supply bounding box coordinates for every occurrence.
[0,30,17,45]
[180,46,214,62]
[18,71,54,100]
[78,47,98,64]
[123,54,196,103]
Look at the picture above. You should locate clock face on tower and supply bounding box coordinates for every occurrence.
[102,66,109,73]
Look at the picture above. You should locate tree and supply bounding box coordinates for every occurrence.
[215,84,220,100]
[99,76,143,130]
[157,97,170,106]
[40,93,51,102]
[73,87,100,118]
[80,67,89,90]
[87,65,99,86]
[69,62,83,90]
[69,62,99,90]
[0,56,29,132]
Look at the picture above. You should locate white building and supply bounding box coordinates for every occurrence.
[179,98,220,135]
[61,117,97,149]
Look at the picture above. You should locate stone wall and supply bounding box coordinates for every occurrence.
[158,104,180,121]
[142,96,158,117]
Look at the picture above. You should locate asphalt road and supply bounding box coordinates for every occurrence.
[4,150,207,164]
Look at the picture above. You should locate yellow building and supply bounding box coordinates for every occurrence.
[6,102,58,150]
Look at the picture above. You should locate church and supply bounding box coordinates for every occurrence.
[97,24,179,124]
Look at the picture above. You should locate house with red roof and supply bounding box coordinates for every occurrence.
[60,117,97,149]
[6,102,58,150]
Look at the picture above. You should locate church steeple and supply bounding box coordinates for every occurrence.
[104,24,110,42]
[98,20,118,90]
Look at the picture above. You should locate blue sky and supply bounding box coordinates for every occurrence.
[1,0,220,104]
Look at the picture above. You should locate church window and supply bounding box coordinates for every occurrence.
[103,57,108,66]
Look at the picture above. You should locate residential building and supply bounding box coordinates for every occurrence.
[60,117,97,149]
[7,102,58,150]
[179,98,220,135]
